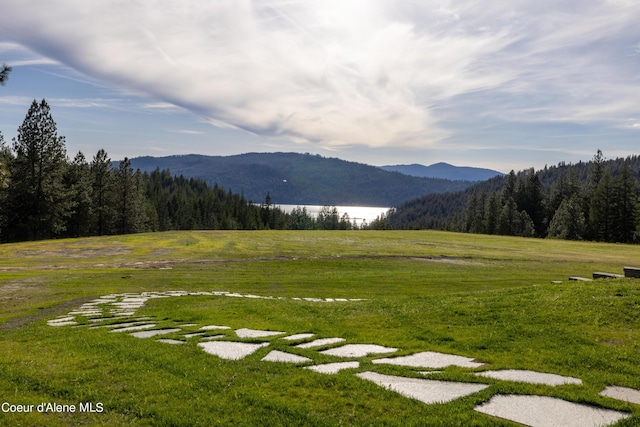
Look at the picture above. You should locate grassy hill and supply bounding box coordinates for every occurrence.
[127,153,473,206]
[1,231,639,425]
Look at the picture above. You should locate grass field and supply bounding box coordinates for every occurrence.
[1,230,639,426]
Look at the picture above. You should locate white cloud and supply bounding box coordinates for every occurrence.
[0,1,638,153]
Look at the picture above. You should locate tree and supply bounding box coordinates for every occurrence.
[65,151,93,237]
[114,157,147,234]
[90,149,115,235]
[498,197,518,236]
[0,134,13,238]
[289,206,315,230]
[0,64,11,86]
[610,160,638,243]
[484,192,501,235]
[6,99,71,240]
[548,195,586,240]
[589,169,613,242]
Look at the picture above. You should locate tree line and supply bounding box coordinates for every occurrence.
[0,99,362,242]
[382,149,640,243]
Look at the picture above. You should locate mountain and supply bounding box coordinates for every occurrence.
[381,162,504,181]
[126,153,475,207]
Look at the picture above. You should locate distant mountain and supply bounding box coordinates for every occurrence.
[126,153,475,206]
[381,162,504,181]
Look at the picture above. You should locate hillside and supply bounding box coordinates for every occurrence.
[127,153,473,206]
[381,162,504,181]
[387,153,640,241]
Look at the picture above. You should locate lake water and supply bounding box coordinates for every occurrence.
[277,205,391,226]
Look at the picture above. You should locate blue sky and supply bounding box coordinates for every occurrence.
[1,0,639,173]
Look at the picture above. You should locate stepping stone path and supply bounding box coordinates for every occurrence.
[356,371,489,405]
[49,290,635,426]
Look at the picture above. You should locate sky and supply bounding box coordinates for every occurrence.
[0,0,639,173]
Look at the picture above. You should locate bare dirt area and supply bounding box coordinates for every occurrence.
[0,277,44,301]
[0,254,491,272]
[15,246,130,259]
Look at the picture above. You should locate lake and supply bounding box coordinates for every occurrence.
[276,205,391,226]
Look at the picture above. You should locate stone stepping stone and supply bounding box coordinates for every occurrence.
[110,324,156,333]
[90,320,140,329]
[130,328,182,339]
[356,371,489,404]
[261,350,311,363]
[476,370,582,386]
[600,386,640,405]
[200,325,231,331]
[200,335,225,341]
[320,344,398,358]
[235,328,285,338]
[282,333,315,341]
[47,320,78,327]
[373,351,484,369]
[157,339,185,345]
[48,316,75,323]
[305,362,360,374]
[198,341,269,360]
[184,332,206,338]
[474,394,630,427]
[68,310,103,316]
[295,338,346,349]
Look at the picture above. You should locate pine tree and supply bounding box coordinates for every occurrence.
[484,192,501,235]
[548,195,586,240]
[90,149,115,235]
[114,157,147,234]
[0,64,10,86]
[65,151,93,237]
[6,99,71,240]
[610,160,638,243]
[0,134,12,239]
[589,169,613,242]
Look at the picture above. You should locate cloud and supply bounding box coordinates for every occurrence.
[0,1,638,152]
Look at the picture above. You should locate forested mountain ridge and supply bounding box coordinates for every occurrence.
[381,162,504,181]
[126,153,474,206]
[385,152,640,243]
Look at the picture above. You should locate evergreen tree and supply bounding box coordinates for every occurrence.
[548,195,586,240]
[484,192,501,235]
[520,173,545,236]
[0,134,12,238]
[6,99,71,240]
[498,197,518,236]
[65,151,93,237]
[589,169,613,242]
[114,157,147,234]
[610,160,638,243]
[90,149,115,235]
[289,206,315,230]
[0,64,10,86]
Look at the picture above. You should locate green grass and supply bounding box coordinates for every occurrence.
[1,230,639,425]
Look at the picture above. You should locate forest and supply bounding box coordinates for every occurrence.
[0,100,359,243]
[381,150,640,244]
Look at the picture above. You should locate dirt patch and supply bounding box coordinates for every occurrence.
[0,254,487,272]
[0,277,44,300]
[16,246,130,259]
[0,296,95,330]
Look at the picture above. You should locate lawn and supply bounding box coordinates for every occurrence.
[1,230,639,426]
